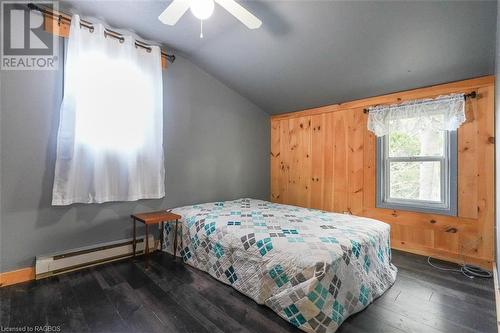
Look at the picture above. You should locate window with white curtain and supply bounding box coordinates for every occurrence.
[52,15,165,205]
[368,94,466,216]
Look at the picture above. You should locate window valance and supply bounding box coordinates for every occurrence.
[367,93,466,137]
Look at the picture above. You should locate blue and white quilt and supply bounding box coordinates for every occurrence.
[162,198,397,333]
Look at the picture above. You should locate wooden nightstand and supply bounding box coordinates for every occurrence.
[131,211,182,268]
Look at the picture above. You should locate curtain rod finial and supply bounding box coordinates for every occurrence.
[465,91,476,99]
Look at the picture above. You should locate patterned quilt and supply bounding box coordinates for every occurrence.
[161,198,397,333]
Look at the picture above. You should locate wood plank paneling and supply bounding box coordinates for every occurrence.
[476,86,495,259]
[348,109,365,215]
[287,118,299,205]
[458,97,478,219]
[311,115,325,209]
[270,120,281,202]
[270,76,495,269]
[296,117,312,208]
[333,112,348,213]
[278,120,290,204]
[323,113,335,211]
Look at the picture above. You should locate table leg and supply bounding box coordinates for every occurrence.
[145,224,149,269]
[174,219,179,260]
[132,218,136,259]
[160,221,164,252]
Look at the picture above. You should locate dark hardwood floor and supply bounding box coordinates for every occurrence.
[0,250,496,333]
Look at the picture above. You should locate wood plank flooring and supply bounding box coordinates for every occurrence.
[0,250,496,333]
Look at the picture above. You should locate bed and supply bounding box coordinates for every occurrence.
[161,198,397,333]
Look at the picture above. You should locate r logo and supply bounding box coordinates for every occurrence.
[1,1,58,70]
[2,2,53,55]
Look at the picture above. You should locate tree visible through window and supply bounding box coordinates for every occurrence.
[368,94,465,216]
[377,115,457,216]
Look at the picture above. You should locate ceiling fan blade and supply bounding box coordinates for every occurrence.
[158,0,191,25]
[214,0,262,29]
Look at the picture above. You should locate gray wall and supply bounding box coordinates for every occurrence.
[0,43,270,272]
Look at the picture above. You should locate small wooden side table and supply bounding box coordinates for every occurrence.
[130,211,182,268]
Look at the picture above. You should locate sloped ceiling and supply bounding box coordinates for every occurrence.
[61,0,497,114]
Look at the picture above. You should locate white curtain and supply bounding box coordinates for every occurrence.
[367,93,466,137]
[52,15,165,205]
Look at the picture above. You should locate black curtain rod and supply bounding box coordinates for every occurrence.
[362,91,477,114]
[27,3,176,64]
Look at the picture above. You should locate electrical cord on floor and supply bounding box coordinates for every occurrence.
[427,256,492,279]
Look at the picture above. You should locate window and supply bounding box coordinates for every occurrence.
[52,15,165,205]
[376,117,457,215]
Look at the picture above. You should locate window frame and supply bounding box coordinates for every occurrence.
[376,130,458,216]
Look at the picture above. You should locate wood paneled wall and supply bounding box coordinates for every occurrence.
[270,76,495,269]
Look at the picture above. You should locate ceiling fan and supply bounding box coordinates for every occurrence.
[158,0,262,38]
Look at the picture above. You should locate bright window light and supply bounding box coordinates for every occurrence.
[376,115,458,216]
[73,52,154,152]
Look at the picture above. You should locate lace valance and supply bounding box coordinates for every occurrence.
[367,93,466,137]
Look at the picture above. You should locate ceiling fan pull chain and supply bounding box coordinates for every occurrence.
[200,20,204,39]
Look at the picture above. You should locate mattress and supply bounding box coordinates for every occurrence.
[161,198,397,333]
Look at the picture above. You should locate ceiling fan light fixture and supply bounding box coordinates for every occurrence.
[190,0,215,20]
[158,0,262,31]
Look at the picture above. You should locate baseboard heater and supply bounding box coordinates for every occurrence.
[35,235,156,279]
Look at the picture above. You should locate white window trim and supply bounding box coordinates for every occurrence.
[376,131,458,216]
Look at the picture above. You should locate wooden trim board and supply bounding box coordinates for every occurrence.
[0,243,158,288]
[0,267,35,287]
[272,76,494,120]
[392,242,492,269]
[270,76,495,269]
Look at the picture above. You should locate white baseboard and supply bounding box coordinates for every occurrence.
[35,235,156,279]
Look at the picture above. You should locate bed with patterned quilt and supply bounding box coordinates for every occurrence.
[161,198,397,333]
